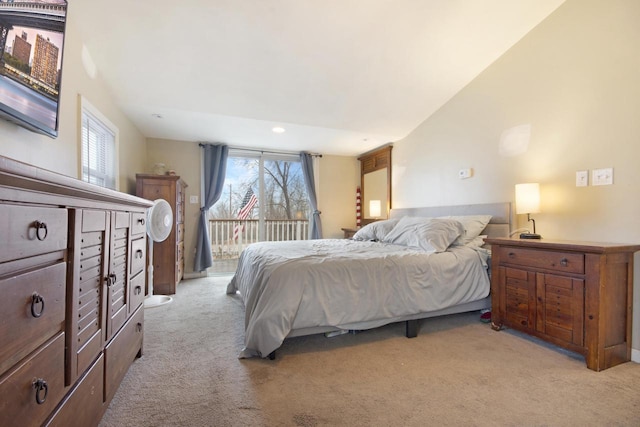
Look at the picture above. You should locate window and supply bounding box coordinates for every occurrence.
[210,151,310,241]
[79,96,118,190]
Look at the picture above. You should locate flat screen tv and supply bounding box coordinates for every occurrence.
[0,0,67,138]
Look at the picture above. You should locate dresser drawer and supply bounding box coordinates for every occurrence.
[0,205,67,263]
[0,262,66,376]
[105,305,144,403]
[131,212,147,236]
[129,271,145,312]
[130,237,146,277]
[176,222,184,244]
[0,333,66,427]
[176,202,184,224]
[176,261,184,284]
[45,354,104,427]
[177,240,184,263]
[497,247,585,274]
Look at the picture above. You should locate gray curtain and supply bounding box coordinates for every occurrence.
[300,152,323,239]
[194,144,229,272]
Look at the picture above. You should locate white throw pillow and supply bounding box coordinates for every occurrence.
[382,217,464,252]
[352,218,399,241]
[439,215,492,246]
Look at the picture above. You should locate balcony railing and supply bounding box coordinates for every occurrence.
[208,219,309,259]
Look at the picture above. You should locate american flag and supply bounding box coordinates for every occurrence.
[238,188,258,219]
[234,188,258,240]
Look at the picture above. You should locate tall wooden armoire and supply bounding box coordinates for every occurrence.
[136,174,187,295]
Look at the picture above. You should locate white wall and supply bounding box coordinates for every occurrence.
[393,0,640,353]
[145,139,201,276]
[318,155,360,238]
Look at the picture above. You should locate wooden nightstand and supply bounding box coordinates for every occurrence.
[341,228,358,239]
[485,237,640,371]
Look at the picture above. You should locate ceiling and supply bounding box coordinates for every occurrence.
[72,0,565,156]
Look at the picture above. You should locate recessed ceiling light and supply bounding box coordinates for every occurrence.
[272,127,285,133]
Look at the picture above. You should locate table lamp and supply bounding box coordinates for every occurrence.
[515,183,541,239]
[369,199,381,219]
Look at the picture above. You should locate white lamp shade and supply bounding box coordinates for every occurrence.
[515,183,540,214]
[369,200,382,218]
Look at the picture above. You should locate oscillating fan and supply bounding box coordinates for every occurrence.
[144,199,174,308]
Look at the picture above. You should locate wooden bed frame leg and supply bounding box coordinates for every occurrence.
[406,320,418,338]
[268,350,276,360]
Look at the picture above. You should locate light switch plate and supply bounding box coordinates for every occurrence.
[189,195,199,204]
[592,168,613,186]
[576,170,588,187]
[458,168,473,179]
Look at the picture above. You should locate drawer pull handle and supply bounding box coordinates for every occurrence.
[136,249,144,259]
[31,293,45,318]
[134,285,142,295]
[106,273,117,287]
[508,252,515,258]
[560,258,568,266]
[33,378,48,404]
[34,221,48,241]
[138,218,146,225]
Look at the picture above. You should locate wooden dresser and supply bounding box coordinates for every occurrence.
[486,237,640,371]
[135,174,187,295]
[0,155,152,426]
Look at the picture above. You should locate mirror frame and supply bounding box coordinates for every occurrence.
[358,144,392,226]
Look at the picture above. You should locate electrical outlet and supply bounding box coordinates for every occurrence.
[189,195,199,204]
[592,168,613,186]
[576,170,588,187]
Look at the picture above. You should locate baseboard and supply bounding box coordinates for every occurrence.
[183,272,207,280]
[184,271,235,280]
[632,348,640,364]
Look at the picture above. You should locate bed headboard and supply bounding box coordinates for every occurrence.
[389,202,512,239]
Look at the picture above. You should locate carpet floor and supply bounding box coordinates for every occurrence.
[99,275,640,427]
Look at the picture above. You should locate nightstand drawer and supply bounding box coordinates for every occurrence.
[341,228,358,239]
[497,247,584,274]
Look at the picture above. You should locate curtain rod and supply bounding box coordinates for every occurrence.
[198,143,322,157]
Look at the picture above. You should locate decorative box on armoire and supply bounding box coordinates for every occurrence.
[136,174,187,295]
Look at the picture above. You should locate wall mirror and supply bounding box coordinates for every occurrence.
[358,145,392,225]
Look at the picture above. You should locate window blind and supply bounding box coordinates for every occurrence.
[82,109,116,189]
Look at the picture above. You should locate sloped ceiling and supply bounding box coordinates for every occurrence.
[72,0,565,155]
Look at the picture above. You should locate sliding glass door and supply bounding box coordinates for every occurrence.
[208,151,309,263]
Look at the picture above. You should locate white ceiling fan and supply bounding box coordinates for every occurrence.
[144,199,174,308]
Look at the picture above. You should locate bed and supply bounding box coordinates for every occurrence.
[227,202,512,359]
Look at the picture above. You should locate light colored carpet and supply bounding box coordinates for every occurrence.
[100,276,640,427]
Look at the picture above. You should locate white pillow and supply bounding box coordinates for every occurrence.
[439,215,492,246]
[352,218,399,241]
[382,217,464,252]
[467,235,488,248]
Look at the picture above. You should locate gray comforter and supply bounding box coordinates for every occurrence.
[227,239,490,358]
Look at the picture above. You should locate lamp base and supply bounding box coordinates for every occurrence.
[520,232,542,239]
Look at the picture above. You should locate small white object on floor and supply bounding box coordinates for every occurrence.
[325,329,350,338]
